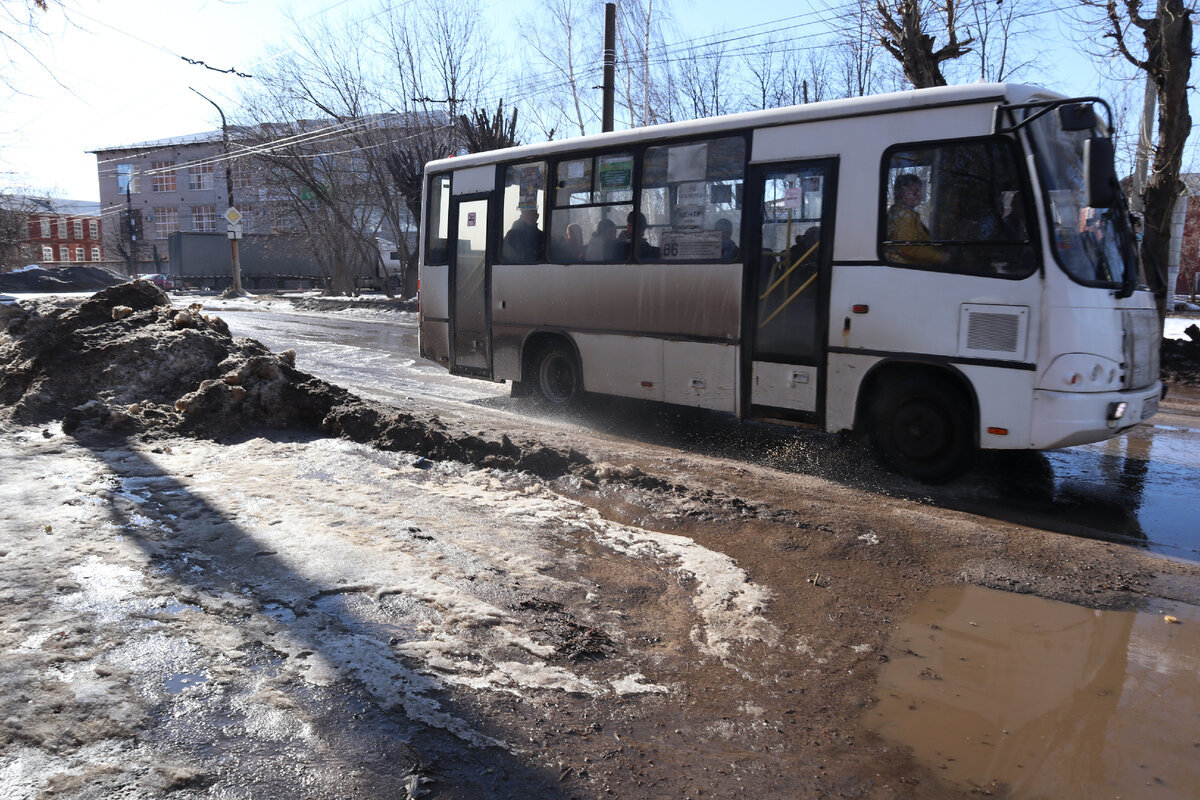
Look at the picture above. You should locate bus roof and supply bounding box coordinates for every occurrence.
[424,83,1063,174]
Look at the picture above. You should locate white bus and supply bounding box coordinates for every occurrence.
[418,84,1162,482]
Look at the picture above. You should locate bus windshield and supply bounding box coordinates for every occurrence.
[1027,110,1139,289]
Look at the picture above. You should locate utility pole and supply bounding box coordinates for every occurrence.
[602,2,616,132]
[191,88,243,294]
[124,186,136,276]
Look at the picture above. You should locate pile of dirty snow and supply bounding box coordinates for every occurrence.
[0,265,127,293]
[1162,322,1200,388]
[0,281,591,479]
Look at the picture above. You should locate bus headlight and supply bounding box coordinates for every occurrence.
[1107,401,1127,420]
[1038,354,1124,392]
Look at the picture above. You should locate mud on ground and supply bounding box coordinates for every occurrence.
[3,282,1199,799]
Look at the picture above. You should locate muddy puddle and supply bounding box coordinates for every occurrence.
[868,585,1200,798]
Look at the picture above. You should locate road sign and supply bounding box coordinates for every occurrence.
[224,207,243,226]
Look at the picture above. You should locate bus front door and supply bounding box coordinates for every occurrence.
[748,161,835,421]
[450,195,492,376]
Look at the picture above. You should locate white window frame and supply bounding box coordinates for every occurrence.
[151,160,177,192]
[73,219,83,239]
[39,218,51,237]
[188,161,214,191]
[91,246,101,261]
[42,245,53,261]
[58,245,70,262]
[191,205,216,233]
[154,207,179,239]
[74,246,84,261]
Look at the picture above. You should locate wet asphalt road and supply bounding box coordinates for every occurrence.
[213,305,1200,563]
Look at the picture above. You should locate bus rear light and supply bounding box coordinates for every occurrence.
[852,304,870,314]
[640,381,654,388]
[987,427,1009,436]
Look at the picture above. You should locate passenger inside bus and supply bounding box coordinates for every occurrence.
[502,208,544,263]
[885,173,948,266]
[586,218,618,261]
[616,211,659,259]
[715,217,739,260]
[551,222,586,262]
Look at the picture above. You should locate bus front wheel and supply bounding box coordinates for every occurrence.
[869,375,974,483]
[533,343,581,406]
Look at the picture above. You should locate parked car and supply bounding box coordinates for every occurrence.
[137,274,175,291]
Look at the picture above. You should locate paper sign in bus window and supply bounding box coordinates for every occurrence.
[667,143,707,182]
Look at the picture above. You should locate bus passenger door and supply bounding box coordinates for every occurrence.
[450,195,492,376]
[747,160,836,421]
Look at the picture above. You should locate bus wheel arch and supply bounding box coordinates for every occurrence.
[519,332,583,406]
[857,362,978,483]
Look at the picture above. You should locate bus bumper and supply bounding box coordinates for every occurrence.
[1029,382,1163,450]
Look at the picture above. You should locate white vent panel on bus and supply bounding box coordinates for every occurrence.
[958,304,1028,360]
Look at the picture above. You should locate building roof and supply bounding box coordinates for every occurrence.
[88,130,223,154]
[3,195,100,217]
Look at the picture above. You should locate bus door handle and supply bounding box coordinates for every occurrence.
[691,379,706,390]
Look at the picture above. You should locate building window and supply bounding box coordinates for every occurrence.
[75,246,84,261]
[59,245,69,261]
[231,159,254,189]
[89,219,98,238]
[188,161,214,191]
[191,205,216,232]
[42,245,53,261]
[117,164,136,194]
[91,246,101,261]
[151,161,177,192]
[154,207,179,239]
[39,217,50,237]
[73,219,83,239]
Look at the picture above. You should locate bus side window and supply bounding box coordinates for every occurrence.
[549,154,634,263]
[425,173,451,265]
[498,162,547,264]
[881,139,1035,278]
[640,136,746,262]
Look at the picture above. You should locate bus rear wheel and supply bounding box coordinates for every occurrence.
[869,375,973,483]
[532,343,581,406]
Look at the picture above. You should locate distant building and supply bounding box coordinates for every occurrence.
[1176,174,1200,297]
[89,132,262,270]
[0,195,104,270]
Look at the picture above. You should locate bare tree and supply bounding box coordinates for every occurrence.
[615,0,676,127]
[873,0,975,88]
[520,0,602,137]
[458,101,520,153]
[0,190,39,270]
[962,0,1038,81]
[677,40,731,119]
[834,0,888,97]
[1085,0,1196,318]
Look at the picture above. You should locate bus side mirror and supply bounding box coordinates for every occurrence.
[1084,137,1118,208]
[1058,103,1098,131]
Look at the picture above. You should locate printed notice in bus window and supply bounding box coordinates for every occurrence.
[518,166,542,209]
[784,186,804,208]
[598,155,633,191]
[667,143,707,182]
[659,230,721,260]
[677,182,706,206]
[467,212,477,227]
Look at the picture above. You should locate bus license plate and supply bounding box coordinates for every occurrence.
[1141,395,1159,420]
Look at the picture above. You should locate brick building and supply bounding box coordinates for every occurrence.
[0,196,104,269]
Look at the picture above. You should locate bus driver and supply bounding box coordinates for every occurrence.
[886,173,948,266]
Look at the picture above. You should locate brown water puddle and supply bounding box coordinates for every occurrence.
[868,585,1200,798]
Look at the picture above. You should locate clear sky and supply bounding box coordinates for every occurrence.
[0,0,1169,203]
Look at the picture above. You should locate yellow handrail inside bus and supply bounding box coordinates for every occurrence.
[760,272,818,327]
[759,241,819,301]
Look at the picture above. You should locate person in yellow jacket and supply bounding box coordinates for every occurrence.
[885,174,948,266]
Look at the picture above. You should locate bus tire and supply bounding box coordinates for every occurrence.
[532,342,581,406]
[869,374,974,483]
